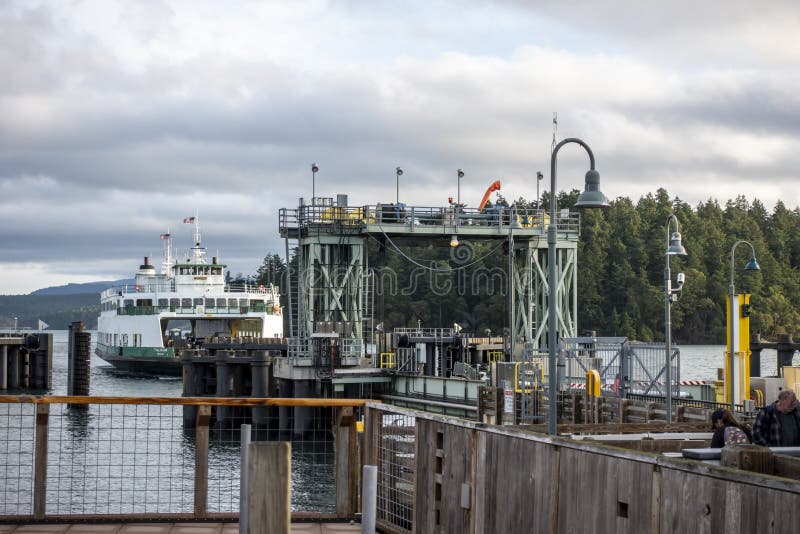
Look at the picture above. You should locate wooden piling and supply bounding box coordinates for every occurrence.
[67,323,90,402]
[248,442,291,534]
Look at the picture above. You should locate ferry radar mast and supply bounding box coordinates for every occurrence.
[160,230,173,275]
[184,214,207,264]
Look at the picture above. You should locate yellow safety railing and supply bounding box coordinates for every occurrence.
[380,352,396,369]
[488,351,503,363]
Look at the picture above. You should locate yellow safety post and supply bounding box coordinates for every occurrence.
[586,370,601,397]
[725,293,751,404]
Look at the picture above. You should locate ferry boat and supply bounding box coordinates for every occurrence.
[96,217,283,375]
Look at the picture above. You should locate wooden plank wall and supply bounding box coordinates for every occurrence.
[374,404,800,534]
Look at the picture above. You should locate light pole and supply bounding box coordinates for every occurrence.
[664,213,687,424]
[728,240,760,412]
[536,171,543,210]
[457,169,464,207]
[311,163,318,203]
[396,167,403,205]
[547,138,609,435]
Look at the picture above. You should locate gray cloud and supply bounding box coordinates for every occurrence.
[1,0,798,293]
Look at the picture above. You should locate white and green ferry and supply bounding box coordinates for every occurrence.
[96,218,283,375]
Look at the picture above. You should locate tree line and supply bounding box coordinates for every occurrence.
[240,188,800,344]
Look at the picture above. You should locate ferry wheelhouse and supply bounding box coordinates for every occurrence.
[96,219,283,374]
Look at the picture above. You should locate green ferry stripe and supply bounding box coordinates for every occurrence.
[97,342,175,359]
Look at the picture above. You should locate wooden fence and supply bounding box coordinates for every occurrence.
[365,402,800,534]
[0,395,366,522]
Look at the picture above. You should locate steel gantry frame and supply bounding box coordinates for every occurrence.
[279,197,580,364]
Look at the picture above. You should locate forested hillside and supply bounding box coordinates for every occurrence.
[0,293,99,330]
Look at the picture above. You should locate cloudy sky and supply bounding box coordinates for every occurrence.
[1,0,798,294]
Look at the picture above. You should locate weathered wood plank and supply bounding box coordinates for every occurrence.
[247,442,290,534]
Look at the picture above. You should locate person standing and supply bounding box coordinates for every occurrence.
[753,389,800,446]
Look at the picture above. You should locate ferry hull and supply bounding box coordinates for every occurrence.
[95,343,182,376]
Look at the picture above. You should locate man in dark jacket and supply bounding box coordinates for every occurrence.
[753,389,800,446]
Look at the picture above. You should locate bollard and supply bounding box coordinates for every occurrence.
[239,424,251,534]
[362,465,377,534]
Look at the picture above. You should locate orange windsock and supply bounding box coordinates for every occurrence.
[478,180,501,212]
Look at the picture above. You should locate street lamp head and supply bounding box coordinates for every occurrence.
[457,169,464,179]
[449,234,459,247]
[667,231,688,256]
[744,256,760,271]
[396,167,403,177]
[537,171,543,181]
[574,169,610,208]
[311,163,318,173]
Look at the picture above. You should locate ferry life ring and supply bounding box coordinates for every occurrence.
[258,285,265,292]
[272,305,281,313]
[135,285,141,292]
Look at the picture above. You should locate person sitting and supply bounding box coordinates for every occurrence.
[752,389,800,447]
[709,408,752,447]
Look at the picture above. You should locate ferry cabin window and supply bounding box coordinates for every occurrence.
[239,298,249,307]
[122,334,128,346]
[170,298,180,308]
[205,298,215,308]
[136,299,152,307]
[212,267,222,275]
[216,298,227,308]
[124,299,134,307]
[158,298,168,308]
[228,298,239,307]
[181,298,192,308]
[193,298,203,307]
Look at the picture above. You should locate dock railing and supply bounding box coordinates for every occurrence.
[364,402,800,534]
[0,396,368,522]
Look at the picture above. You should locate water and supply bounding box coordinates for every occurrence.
[1,330,334,516]
[677,344,793,381]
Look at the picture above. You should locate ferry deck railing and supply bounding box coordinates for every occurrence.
[0,396,368,523]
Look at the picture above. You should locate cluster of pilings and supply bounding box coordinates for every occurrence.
[751,333,800,376]
[0,332,53,391]
[180,339,324,437]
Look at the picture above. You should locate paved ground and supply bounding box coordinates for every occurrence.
[0,522,362,534]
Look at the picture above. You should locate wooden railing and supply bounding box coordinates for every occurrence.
[0,396,371,522]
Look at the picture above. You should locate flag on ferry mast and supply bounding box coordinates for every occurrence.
[160,233,171,239]
[183,217,195,223]
[38,320,49,331]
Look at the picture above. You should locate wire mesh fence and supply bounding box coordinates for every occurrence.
[0,396,364,520]
[0,402,34,516]
[369,409,416,534]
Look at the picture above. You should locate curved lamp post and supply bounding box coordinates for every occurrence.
[547,138,609,435]
[311,163,319,202]
[729,240,760,411]
[395,167,403,205]
[664,213,687,424]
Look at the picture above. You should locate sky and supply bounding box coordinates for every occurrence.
[1,0,798,294]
